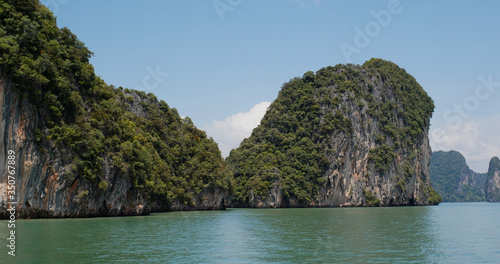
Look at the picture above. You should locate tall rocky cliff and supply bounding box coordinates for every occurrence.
[227,59,441,207]
[0,72,229,219]
[429,151,500,202]
[0,1,229,218]
[486,157,500,202]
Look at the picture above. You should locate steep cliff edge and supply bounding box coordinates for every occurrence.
[428,151,500,202]
[227,59,441,207]
[0,75,150,218]
[429,150,487,202]
[486,157,500,202]
[0,1,229,218]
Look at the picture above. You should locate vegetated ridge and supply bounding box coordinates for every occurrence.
[227,58,442,207]
[0,0,231,218]
[0,0,443,219]
[429,150,500,202]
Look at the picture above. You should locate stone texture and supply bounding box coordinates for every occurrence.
[0,73,226,219]
[229,62,438,208]
[486,157,500,202]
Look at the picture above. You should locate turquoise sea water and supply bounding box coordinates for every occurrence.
[1,203,499,263]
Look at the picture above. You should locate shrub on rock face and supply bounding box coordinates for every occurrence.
[228,59,439,207]
[0,0,231,218]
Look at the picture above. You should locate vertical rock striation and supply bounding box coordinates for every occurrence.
[0,74,228,219]
[228,59,441,207]
[486,157,500,202]
[0,1,229,219]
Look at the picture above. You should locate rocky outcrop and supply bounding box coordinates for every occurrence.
[0,73,226,219]
[0,0,230,218]
[316,116,433,207]
[429,150,487,202]
[228,59,441,207]
[486,157,500,202]
[429,151,500,202]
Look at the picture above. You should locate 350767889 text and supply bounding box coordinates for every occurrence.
[6,149,16,257]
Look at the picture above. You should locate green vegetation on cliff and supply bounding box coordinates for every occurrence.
[486,157,500,202]
[430,151,486,202]
[0,0,230,205]
[227,58,438,206]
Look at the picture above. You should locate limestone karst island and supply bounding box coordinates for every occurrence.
[0,0,447,219]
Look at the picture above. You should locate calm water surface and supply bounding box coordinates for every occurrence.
[1,203,499,263]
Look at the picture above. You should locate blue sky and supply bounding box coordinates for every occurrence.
[45,0,500,172]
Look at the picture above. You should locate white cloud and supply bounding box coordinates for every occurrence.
[205,101,499,172]
[430,114,500,173]
[205,102,271,157]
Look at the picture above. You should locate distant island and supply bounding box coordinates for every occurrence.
[430,150,500,202]
[1,0,444,219]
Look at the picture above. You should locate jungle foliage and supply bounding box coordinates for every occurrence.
[0,0,230,205]
[228,59,436,206]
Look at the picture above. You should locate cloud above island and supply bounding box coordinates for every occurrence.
[205,102,500,173]
[430,114,500,173]
[205,101,271,157]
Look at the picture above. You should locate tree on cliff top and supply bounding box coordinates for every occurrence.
[0,0,231,205]
[227,58,439,206]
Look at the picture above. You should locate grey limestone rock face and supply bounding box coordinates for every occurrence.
[486,157,500,202]
[0,74,226,219]
[316,86,433,207]
[228,60,439,208]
